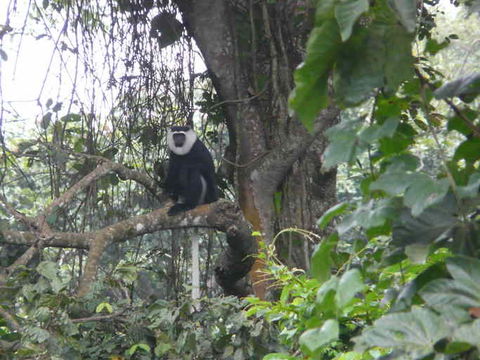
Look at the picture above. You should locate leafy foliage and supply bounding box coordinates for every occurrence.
[0,262,279,359]
[252,0,480,359]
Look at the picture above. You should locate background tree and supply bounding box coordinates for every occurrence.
[1,0,480,359]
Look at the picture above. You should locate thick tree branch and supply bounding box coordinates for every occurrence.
[254,105,340,198]
[1,200,256,297]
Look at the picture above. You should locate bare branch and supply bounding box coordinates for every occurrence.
[71,309,129,323]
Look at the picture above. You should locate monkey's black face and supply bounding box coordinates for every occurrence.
[172,133,186,147]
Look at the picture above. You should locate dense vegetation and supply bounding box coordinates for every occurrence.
[0,0,479,359]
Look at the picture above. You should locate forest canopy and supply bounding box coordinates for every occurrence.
[0,0,480,359]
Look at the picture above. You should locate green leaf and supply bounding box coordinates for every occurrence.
[434,73,480,101]
[384,25,414,93]
[392,195,458,249]
[425,38,450,55]
[379,123,416,155]
[380,153,420,172]
[403,177,449,216]
[36,261,58,281]
[155,343,172,356]
[335,0,369,41]
[336,269,364,308]
[388,0,417,33]
[354,308,449,356]
[390,262,447,312]
[454,138,480,163]
[335,352,363,360]
[316,277,339,314]
[126,343,151,355]
[453,319,480,347]
[337,199,399,235]
[358,117,399,143]
[420,257,480,311]
[334,26,385,106]
[447,108,478,136]
[311,233,338,283]
[25,326,50,343]
[315,0,337,24]
[420,278,480,310]
[323,119,364,168]
[290,19,341,130]
[370,171,418,196]
[96,302,113,314]
[263,354,296,360]
[447,256,480,292]
[300,319,339,353]
[317,202,349,229]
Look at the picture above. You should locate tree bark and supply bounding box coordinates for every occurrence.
[175,0,338,297]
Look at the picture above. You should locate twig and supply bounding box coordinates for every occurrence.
[71,309,128,323]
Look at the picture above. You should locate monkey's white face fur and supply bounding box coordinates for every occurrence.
[167,128,197,156]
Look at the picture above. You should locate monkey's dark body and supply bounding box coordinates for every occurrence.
[165,138,218,215]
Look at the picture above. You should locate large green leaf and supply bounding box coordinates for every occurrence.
[300,319,339,353]
[323,119,364,168]
[388,0,417,33]
[420,257,480,310]
[453,319,480,347]
[311,233,338,283]
[316,277,339,315]
[420,278,480,310]
[290,19,341,131]
[337,199,399,235]
[317,202,349,230]
[335,0,369,41]
[334,26,386,106]
[392,194,458,248]
[384,25,414,93]
[390,263,447,312]
[454,138,480,163]
[403,177,449,216]
[358,117,399,143]
[336,269,364,308]
[354,308,449,357]
[447,256,480,293]
[370,171,420,196]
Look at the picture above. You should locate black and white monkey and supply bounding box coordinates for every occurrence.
[165,126,218,216]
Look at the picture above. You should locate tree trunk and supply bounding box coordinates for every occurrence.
[175,0,339,298]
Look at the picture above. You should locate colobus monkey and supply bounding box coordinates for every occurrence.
[165,126,218,216]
